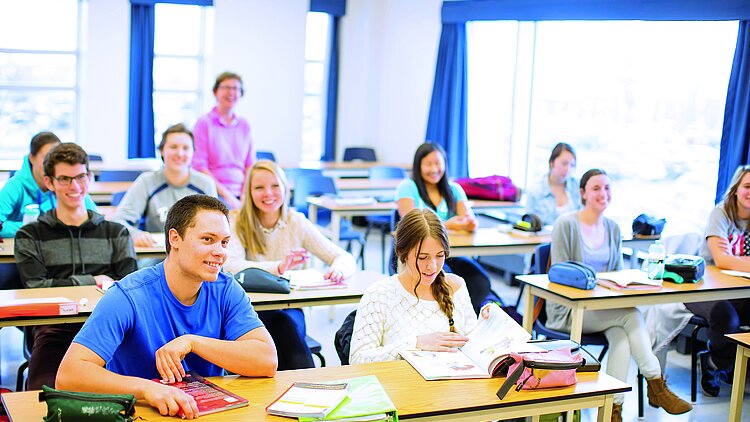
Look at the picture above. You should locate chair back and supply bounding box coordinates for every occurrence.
[388,210,402,275]
[369,166,406,180]
[256,151,276,162]
[88,154,104,162]
[111,191,127,206]
[292,176,337,216]
[343,147,377,162]
[0,263,23,290]
[334,310,357,365]
[532,243,552,275]
[97,170,142,182]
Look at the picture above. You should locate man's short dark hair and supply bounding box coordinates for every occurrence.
[30,132,61,157]
[43,143,89,178]
[164,195,229,254]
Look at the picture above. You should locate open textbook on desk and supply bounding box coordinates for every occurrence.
[400,304,541,380]
[596,269,662,291]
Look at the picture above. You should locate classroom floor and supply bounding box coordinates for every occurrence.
[2,223,750,421]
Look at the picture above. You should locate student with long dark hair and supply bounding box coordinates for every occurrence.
[395,142,489,313]
[689,165,750,396]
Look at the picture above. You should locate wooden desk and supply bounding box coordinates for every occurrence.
[0,181,133,205]
[0,159,160,174]
[517,266,750,343]
[2,360,629,421]
[0,270,382,328]
[0,238,166,264]
[728,332,750,421]
[292,161,411,178]
[449,228,551,257]
[306,196,517,243]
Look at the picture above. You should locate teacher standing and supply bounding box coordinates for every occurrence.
[192,71,254,209]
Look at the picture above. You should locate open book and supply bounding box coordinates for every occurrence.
[721,270,750,279]
[399,304,541,380]
[284,269,346,290]
[154,371,248,417]
[596,269,662,291]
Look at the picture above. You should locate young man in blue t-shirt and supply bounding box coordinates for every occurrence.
[57,194,277,419]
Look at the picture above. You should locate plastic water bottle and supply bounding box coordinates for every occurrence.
[22,204,40,225]
[647,240,666,280]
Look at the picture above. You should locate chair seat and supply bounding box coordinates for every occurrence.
[305,335,326,367]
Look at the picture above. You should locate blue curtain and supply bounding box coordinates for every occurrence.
[321,16,341,161]
[425,23,469,178]
[716,21,750,203]
[128,3,156,159]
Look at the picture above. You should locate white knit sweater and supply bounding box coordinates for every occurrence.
[349,273,478,364]
[224,211,356,278]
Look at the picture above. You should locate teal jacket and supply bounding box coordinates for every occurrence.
[0,157,97,238]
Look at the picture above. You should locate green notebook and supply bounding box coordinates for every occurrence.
[298,375,398,421]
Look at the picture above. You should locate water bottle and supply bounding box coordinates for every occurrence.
[647,240,666,280]
[22,204,40,225]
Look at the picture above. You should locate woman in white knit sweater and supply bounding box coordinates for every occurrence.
[224,160,356,369]
[350,208,491,364]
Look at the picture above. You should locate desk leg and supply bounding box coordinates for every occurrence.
[569,306,584,343]
[596,394,614,422]
[331,213,341,244]
[309,204,318,225]
[522,286,534,333]
[728,344,748,421]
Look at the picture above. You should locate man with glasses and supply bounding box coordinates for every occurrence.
[14,142,137,390]
[0,132,97,238]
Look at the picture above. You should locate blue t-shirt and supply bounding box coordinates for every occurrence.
[73,262,263,379]
[395,179,468,221]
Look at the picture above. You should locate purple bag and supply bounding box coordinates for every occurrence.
[454,175,519,201]
[496,348,583,399]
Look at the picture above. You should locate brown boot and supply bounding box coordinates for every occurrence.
[646,377,692,415]
[611,403,622,422]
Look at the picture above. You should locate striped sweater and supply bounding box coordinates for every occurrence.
[14,210,137,288]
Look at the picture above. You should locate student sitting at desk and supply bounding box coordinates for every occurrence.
[14,143,136,390]
[396,142,491,313]
[350,208,492,364]
[113,124,217,247]
[525,142,581,226]
[224,160,356,370]
[688,165,750,397]
[548,169,691,420]
[57,195,276,419]
[0,131,97,238]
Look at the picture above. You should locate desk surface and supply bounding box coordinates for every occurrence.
[0,237,165,264]
[0,270,382,327]
[727,332,750,348]
[517,266,750,303]
[2,360,630,421]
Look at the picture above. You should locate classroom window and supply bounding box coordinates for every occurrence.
[0,0,80,159]
[152,3,210,147]
[302,11,331,161]
[467,20,738,234]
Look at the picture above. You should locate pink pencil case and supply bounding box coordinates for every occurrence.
[497,347,583,399]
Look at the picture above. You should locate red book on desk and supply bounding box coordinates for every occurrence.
[153,371,249,417]
[0,297,78,319]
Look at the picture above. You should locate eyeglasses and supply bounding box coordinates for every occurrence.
[53,173,89,186]
[217,85,241,92]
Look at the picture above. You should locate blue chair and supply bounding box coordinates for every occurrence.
[111,191,146,230]
[285,168,323,205]
[97,170,142,182]
[293,176,366,268]
[343,147,376,162]
[365,167,406,272]
[88,154,104,162]
[256,151,276,162]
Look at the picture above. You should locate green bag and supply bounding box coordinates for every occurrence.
[38,385,136,422]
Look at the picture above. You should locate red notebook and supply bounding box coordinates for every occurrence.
[0,297,78,319]
[154,371,249,418]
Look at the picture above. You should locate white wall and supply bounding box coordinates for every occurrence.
[78,0,442,165]
[338,0,442,163]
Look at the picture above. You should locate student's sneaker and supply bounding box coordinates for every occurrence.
[698,351,720,397]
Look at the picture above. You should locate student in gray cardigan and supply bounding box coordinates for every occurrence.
[113,124,217,247]
[546,169,691,419]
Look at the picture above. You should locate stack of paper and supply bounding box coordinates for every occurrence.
[267,381,349,419]
[285,269,346,290]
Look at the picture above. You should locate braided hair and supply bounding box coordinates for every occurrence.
[394,208,456,332]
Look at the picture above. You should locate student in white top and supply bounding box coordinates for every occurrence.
[549,169,691,421]
[224,160,356,369]
[350,208,492,364]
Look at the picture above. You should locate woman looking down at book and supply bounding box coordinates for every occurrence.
[350,208,494,364]
[548,169,691,420]
[687,165,750,397]
[224,160,356,370]
[395,142,491,313]
[525,142,582,226]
